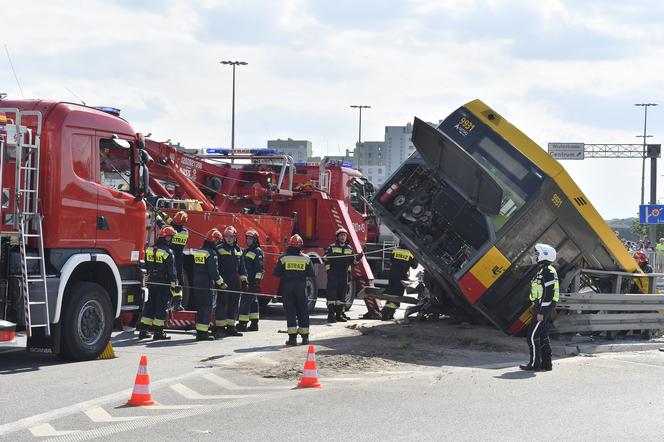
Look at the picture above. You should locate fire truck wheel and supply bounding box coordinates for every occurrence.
[58,282,113,361]
[344,277,356,311]
[306,276,318,313]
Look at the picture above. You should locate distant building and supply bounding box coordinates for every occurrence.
[385,122,415,175]
[267,138,312,163]
[354,141,385,167]
[359,164,387,188]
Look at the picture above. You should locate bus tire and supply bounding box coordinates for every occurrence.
[306,276,318,313]
[344,277,357,311]
[58,282,113,361]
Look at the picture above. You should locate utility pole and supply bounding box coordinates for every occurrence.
[220,60,248,162]
[635,103,658,244]
[350,105,371,145]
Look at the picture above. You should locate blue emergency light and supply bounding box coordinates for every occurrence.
[95,106,121,117]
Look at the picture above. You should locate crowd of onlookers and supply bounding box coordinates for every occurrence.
[615,230,664,254]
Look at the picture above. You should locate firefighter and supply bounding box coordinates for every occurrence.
[520,243,559,372]
[139,226,179,341]
[633,251,654,273]
[381,241,418,320]
[273,234,315,346]
[238,229,264,332]
[324,227,362,323]
[192,229,227,341]
[213,226,248,338]
[156,210,189,311]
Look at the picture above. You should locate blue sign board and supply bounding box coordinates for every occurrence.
[639,204,664,224]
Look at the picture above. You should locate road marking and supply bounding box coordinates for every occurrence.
[84,407,145,423]
[29,423,79,437]
[170,383,257,400]
[146,404,202,410]
[203,373,290,391]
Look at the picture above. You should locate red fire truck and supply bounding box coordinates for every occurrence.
[0,99,378,359]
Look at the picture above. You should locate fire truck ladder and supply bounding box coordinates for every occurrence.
[13,110,49,338]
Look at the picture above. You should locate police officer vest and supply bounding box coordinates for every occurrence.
[529,264,560,302]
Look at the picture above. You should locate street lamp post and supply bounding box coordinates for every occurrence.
[350,104,371,145]
[221,60,248,161]
[635,102,658,244]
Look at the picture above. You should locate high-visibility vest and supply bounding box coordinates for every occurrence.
[529,264,559,303]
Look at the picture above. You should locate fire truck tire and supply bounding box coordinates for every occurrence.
[58,282,113,361]
[306,276,318,313]
[344,277,356,311]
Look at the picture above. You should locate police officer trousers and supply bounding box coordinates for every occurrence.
[526,308,553,369]
[193,277,215,333]
[238,282,260,323]
[215,277,241,328]
[141,283,170,329]
[281,279,309,335]
[326,271,348,308]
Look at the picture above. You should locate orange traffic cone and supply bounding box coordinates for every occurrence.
[126,355,156,406]
[297,345,321,388]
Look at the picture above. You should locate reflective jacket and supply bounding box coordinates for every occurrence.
[243,244,265,283]
[192,242,224,288]
[324,241,358,273]
[529,263,559,315]
[215,241,247,279]
[144,239,177,285]
[274,248,315,281]
[156,216,189,263]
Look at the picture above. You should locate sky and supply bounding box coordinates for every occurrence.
[3,0,664,219]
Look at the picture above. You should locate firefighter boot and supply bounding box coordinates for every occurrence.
[381,307,396,321]
[236,321,248,332]
[300,334,310,345]
[196,331,215,341]
[212,327,226,340]
[286,334,298,346]
[327,305,337,323]
[248,320,259,332]
[138,328,153,340]
[171,296,185,312]
[335,305,348,322]
[152,327,171,341]
[225,325,243,337]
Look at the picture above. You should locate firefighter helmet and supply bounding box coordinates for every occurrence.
[158,226,177,239]
[336,227,348,236]
[633,251,649,264]
[534,243,556,263]
[206,228,222,243]
[172,211,188,225]
[223,226,237,237]
[245,229,259,240]
[288,234,303,248]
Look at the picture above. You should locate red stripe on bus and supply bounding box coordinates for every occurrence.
[459,272,486,304]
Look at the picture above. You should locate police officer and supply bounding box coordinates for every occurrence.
[238,229,264,332]
[520,244,559,372]
[381,242,418,320]
[274,234,315,346]
[192,229,227,341]
[156,210,189,311]
[324,228,362,323]
[140,226,179,341]
[213,226,248,338]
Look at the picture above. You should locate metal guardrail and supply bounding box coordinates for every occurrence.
[553,313,664,333]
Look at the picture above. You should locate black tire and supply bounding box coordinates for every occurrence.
[344,277,356,311]
[306,276,318,313]
[58,282,113,361]
[258,295,272,308]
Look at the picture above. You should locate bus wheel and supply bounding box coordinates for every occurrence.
[59,282,113,361]
[306,276,318,313]
[344,277,357,311]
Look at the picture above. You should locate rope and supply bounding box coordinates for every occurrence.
[146,280,278,299]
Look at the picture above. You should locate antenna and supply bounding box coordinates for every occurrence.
[4,44,25,99]
[65,87,86,105]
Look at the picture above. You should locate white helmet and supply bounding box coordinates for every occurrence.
[534,243,556,263]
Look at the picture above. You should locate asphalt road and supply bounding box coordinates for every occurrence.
[2,301,664,441]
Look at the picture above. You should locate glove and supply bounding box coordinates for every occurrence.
[357,251,364,259]
[255,272,264,281]
[240,275,248,283]
[170,285,183,297]
[216,279,228,289]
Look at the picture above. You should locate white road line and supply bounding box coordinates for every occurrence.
[170,383,257,400]
[203,373,290,391]
[29,423,79,437]
[84,407,144,423]
[145,404,202,410]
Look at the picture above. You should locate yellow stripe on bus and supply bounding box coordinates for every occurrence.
[469,246,511,289]
[463,99,639,275]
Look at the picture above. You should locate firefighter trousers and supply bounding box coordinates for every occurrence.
[526,311,552,369]
[141,284,170,328]
[326,271,348,308]
[193,278,215,333]
[215,278,241,328]
[281,280,309,335]
[239,283,260,323]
